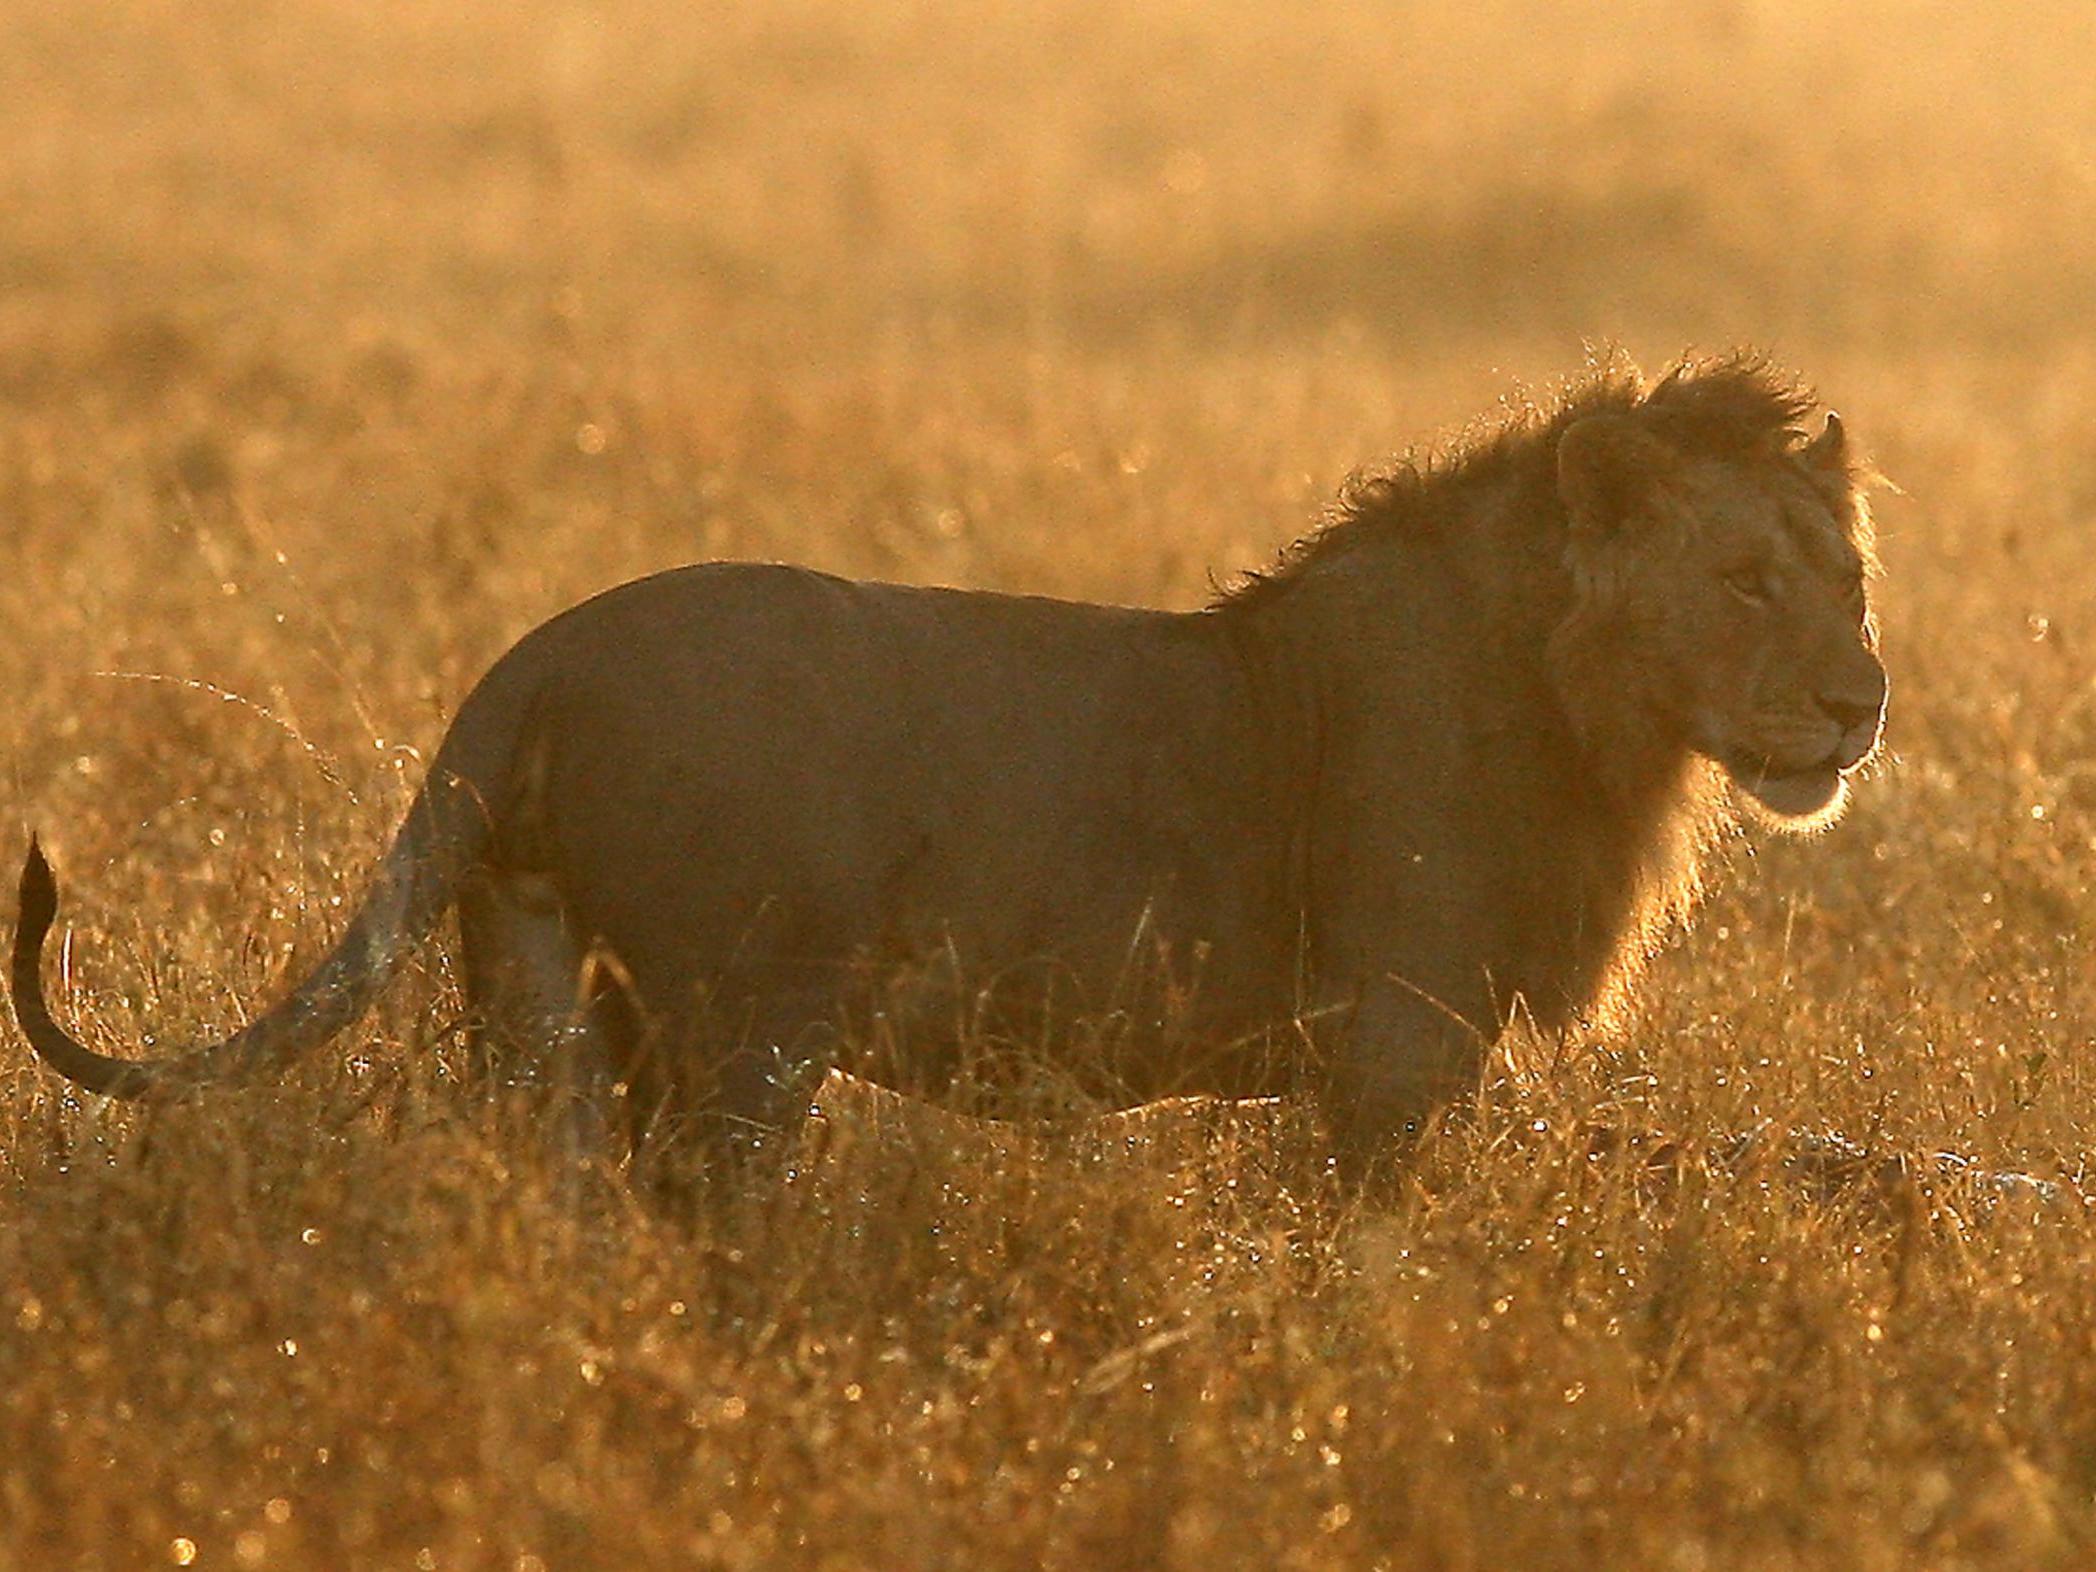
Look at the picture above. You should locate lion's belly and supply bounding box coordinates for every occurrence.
[568,810,1294,1102]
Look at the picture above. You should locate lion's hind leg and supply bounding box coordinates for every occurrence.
[456,867,619,1175]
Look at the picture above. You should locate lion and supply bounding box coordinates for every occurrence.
[9,353,1885,1175]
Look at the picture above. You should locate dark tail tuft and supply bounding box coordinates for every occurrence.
[17,836,58,942]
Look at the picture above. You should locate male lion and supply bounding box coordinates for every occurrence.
[9,355,1885,1173]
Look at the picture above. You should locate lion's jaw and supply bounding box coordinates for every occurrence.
[1723,755,1846,820]
[1697,688,1884,824]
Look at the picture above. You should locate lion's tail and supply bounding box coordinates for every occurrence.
[8,671,537,1100]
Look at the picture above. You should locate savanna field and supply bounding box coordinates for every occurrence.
[6,1,2096,1566]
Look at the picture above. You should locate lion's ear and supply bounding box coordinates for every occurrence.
[1556,415,1679,536]
[1798,411,1847,482]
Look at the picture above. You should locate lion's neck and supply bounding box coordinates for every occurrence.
[1543,586,1735,1004]
[1232,468,1730,1026]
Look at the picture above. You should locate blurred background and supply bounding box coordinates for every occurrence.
[12,0,2095,360]
[6,0,2093,608]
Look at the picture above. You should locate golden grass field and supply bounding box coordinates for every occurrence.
[6,0,2096,1566]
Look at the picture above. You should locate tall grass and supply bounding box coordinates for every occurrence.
[6,0,2096,1565]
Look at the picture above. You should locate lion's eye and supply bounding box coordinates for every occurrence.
[1723,566,1775,607]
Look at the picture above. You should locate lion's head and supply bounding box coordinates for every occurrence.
[1554,386,1885,826]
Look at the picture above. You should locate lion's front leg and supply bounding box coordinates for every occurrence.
[1313,973,1494,1186]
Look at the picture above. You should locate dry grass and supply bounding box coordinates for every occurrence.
[7,0,2096,1566]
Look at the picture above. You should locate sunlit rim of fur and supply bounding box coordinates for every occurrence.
[1215,348,1860,610]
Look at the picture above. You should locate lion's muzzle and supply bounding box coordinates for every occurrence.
[1819,661,1887,773]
